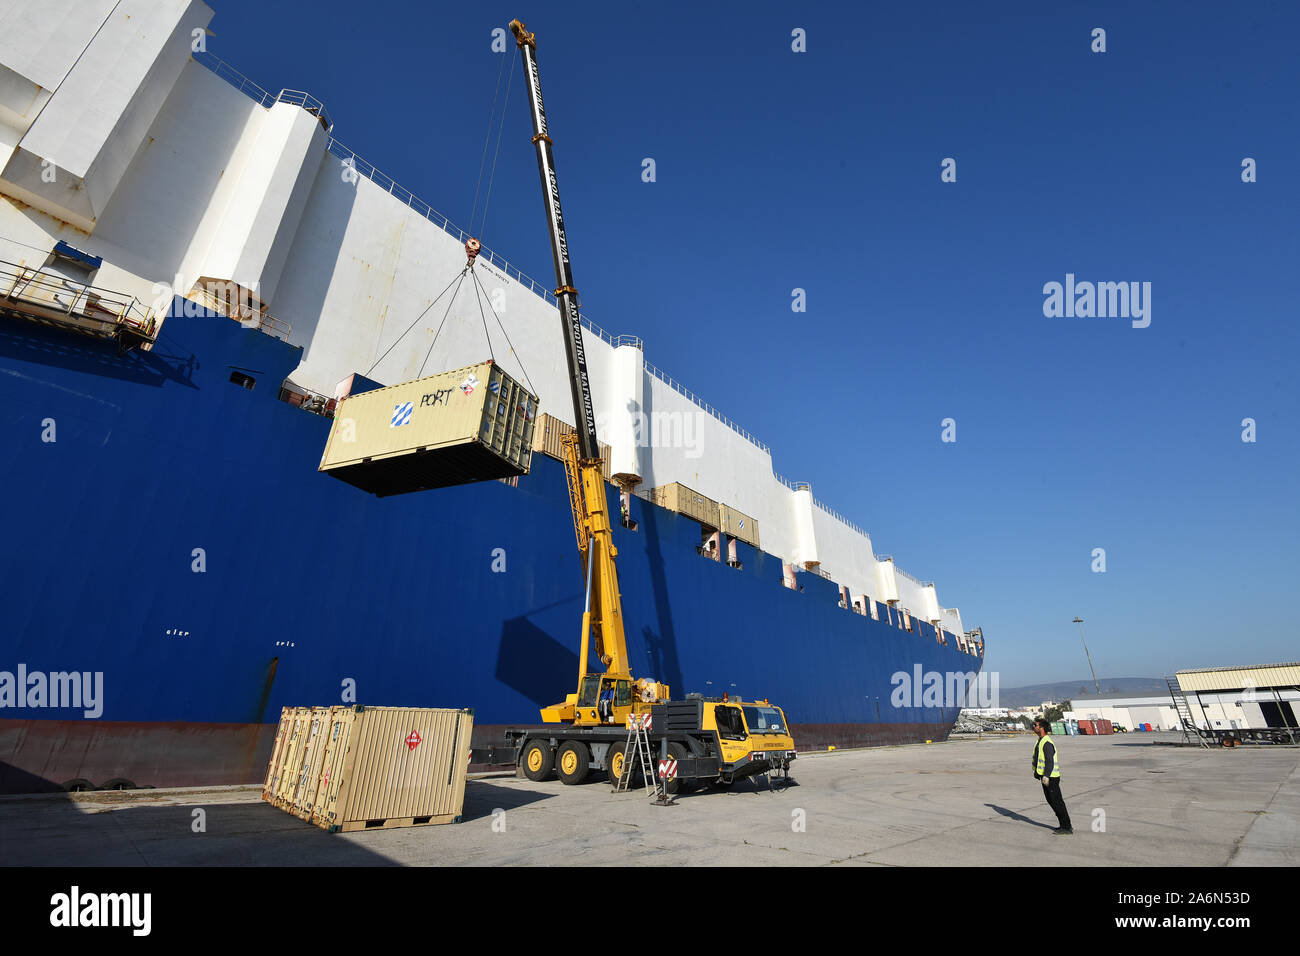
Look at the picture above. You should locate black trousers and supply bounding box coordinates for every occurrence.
[1040,776,1072,829]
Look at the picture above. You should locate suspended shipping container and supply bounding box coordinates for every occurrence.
[319,361,536,496]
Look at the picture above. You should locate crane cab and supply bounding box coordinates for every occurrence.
[541,674,669,727]
[704,699,797,773]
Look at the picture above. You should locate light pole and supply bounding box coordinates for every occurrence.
[1073,617,1101,695]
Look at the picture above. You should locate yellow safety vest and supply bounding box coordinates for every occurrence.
[1035,734,1061,778]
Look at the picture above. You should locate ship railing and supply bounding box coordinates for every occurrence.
[641,358,770,453]
[811,498,867,536]
[183,284,292,342]
[895,566,924,588]
[276,89,333,130]
[193,53,333,127]
[770,474,868,536]
[196,52,774,454]
[195,51,275,105]
[278,380,337,418]
[193,52,894,551]
[0,259,157,343]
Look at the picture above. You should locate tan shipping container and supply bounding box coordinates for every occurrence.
[266,707,326,809]
[275,707,333,814]
[718,503,760,548]
[532,412,612,480]
[262,707,298,803]
[644,482,721,528]
[320,361,537,496]
[261,705,474,832]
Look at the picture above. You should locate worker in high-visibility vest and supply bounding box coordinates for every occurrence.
[1032,717,1073,834]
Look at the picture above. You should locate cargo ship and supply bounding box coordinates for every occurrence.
[0,0,984,793]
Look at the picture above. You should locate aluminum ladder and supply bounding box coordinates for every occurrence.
[614,713,669,802]
[1166,676,1206,747]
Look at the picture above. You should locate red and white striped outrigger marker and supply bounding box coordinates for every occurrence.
[626,713,652,731]
[657,759,677,780]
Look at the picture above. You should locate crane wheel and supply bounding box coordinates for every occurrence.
[522,739,554,781]
[556,740,591,785]
[608,742,638,786]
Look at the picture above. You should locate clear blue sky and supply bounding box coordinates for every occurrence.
[208,1,1299,686]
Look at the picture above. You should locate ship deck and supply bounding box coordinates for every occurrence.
[3,734,1294,867]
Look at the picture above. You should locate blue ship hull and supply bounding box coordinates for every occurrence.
[0,302,981,792]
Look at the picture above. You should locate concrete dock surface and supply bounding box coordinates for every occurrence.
[3,733,1296,866]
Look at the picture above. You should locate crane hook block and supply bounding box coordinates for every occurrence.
[465,237,481,265]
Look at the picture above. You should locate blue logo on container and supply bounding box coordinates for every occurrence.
[391,402,414,427]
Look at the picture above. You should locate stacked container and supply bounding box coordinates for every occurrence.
[532,413,612,478]
[644,482,721,528]
[262,705,474,832]
[718,503,760,548]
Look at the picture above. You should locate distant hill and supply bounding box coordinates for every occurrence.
[999,678,1168,708]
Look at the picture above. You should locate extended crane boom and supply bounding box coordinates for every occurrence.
[502,22,795,789]
[510,19,599,463]
[509,19,667,726]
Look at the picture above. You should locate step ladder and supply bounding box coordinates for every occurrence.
[614,713,671,804]
[1166,675,1205,747]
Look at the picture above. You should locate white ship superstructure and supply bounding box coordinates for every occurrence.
[0,0,969,644]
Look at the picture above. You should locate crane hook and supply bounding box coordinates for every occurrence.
[465,237,482,266]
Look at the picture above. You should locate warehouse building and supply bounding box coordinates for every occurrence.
[1176,663,1300,734]
[1068,693,1178,732]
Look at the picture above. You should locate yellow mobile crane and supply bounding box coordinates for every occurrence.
[503,20,796,790]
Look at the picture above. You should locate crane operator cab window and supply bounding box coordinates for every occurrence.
[715,705,747,740]
[578,676,601,708]
[585,677,633,722]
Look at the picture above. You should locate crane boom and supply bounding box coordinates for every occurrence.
[509,19,599,462]
[509,19,666,725]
